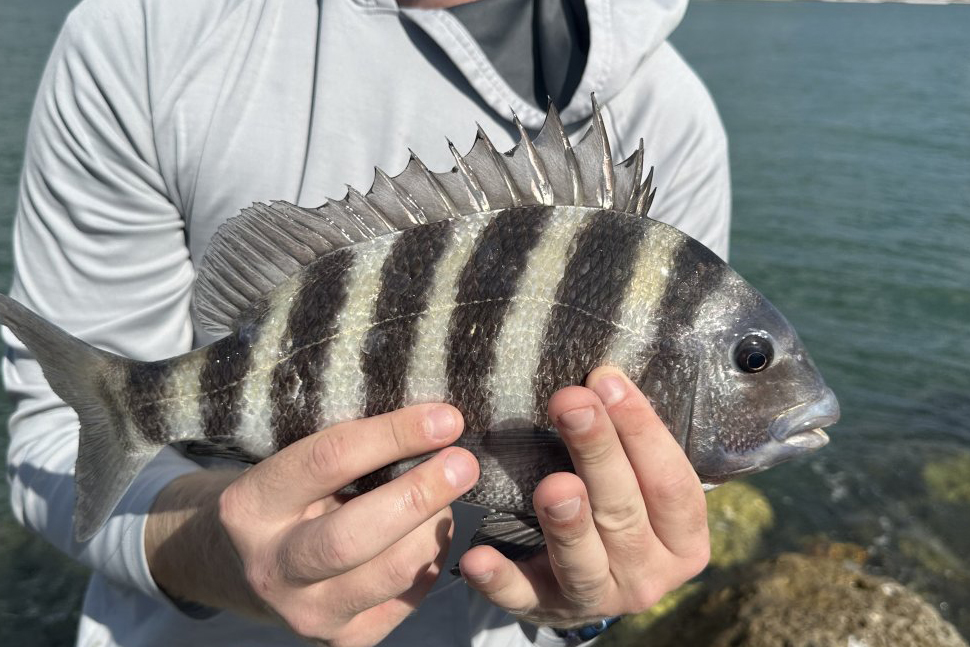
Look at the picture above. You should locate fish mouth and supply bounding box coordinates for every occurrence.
[691,388,841,486]
[768,388,840,451]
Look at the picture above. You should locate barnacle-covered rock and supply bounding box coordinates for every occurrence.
[609,553,968,647]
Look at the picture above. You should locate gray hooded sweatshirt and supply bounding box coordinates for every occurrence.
[3,0,729,645]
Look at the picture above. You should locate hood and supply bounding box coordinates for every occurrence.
[380,0,689,129]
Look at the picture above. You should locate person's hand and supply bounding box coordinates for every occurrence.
[458,367,710,628]
[148,404,478,647]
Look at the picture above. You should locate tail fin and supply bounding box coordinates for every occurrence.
[0,294,165,542]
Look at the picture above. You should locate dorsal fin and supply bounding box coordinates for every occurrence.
[193,95,657,336]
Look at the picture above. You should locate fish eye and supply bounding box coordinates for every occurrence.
[734,334,774,373]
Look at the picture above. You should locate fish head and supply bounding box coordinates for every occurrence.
[642,268,839,485]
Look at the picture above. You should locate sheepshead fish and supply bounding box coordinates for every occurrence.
[0,98,839,553]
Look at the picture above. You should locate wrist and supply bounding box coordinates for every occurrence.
[145,469,264,617]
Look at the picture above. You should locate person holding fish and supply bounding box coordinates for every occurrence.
[0,0,835,645]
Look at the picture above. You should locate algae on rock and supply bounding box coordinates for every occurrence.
[706,481,774,568]
[597,584,701,647]
[923,452,970,505]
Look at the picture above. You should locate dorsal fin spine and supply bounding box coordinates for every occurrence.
[340,187,395,234]
[476,125,522,207]
[335,200,379,237]
[633,167,656,216]
[344,186,387,238]
[448,139,490,212]
[590,95,615,210]
[375,166,428,225]
[630,139,645,208]
[409,149,460,218]
[547,103,584,206]
[513,113,554,205]
[643,186,657,216]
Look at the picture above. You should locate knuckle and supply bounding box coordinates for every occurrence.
[317,524,358,573]
[217,483,246,533]
[681,541,711,578]
[283,607,329,641]
[628,582,664,614]
[309,432,347,478]
[647,469,701,508]
[386,411,411,457]
[548,526,586,550]
[591,500,646,537]
[243,563,277,601]
[384,550,424,592]
[400,476,437,518]
[573,436,617,468]
[560,578,607,609]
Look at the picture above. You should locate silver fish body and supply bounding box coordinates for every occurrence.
[0,99,839,550]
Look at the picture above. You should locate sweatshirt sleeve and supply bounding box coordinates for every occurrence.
[2,0,202,602]
[608,42,732,262]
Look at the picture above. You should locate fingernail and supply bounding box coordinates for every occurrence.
[558,406,595,434]
[464,569,493,584]
[545,496,581,522]
[443,451,475,488]
[427,407,457,441]
[593,375,626,407]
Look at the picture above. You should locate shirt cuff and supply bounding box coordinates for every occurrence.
[77,447,203,608]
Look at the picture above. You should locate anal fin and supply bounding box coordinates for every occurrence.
[451,511,546,576]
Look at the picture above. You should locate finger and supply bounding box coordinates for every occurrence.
[235,404,463,518]
[547,386,650,549]
[340,531,448,647]
[328,508,453,620]
[459,546,545,616]
[532,473,612,608]
[280,448,478,581]
[586,367,708,561]
[282,511,452,644]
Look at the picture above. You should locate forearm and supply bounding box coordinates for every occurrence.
[145,469,266,618]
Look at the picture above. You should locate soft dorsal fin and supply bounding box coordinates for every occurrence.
[193,95,656,336]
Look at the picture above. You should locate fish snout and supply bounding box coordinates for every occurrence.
[768,388,840,450]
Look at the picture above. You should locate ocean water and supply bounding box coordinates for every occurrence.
[672,0,970,635]
[0,0,968,644]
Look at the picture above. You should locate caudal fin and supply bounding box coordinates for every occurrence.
[0,294,164,541]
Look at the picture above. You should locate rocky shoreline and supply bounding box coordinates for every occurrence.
[599,473,970,647]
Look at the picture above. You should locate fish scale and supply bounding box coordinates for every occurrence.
[0,98,839,552]
[363,219,453,417]
[269,248,355,449]
[447,206,552,435]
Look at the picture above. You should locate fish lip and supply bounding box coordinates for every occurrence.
[696,429,831,486]
[768,388,840,445]
[692,389,840,485]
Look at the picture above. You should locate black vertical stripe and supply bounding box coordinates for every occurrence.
[637,234,728,392]
[651,236,727,347]
[533,210,648,423]
[270,248,356,449]
[362,221,453,417]
[447,206,552,433]
[127,360,172,444]
[199,310,266,441]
